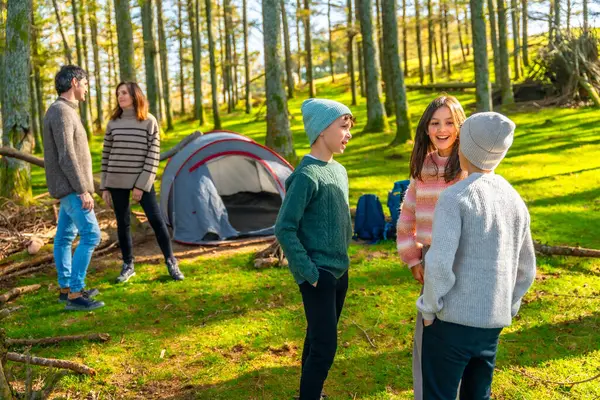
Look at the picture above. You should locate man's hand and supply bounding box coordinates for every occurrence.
[411,263,424,285]
[312,280,318,287]
[79,192,94,210]
[132,188,144,202]
[102,190,112,208]
[423,319,434,327]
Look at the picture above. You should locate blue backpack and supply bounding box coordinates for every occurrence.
[384,179,410,239]
[353,194,386,243]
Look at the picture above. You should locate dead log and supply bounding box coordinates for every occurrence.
[6,352,95,376]
[254,240,286,268]
[534,241,600,258]
[0,285,41,304]
[0,306,23,320]
[7,333,110,347]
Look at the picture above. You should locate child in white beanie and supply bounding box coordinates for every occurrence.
[417,112,537,399]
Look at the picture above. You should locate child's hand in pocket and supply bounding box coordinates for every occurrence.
[411,263,424,285]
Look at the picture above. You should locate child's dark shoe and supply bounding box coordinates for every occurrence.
[116,262,135,283]
[166,257,184,281]
[64,295,105,311]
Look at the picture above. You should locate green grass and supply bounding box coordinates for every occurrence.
[9,75,600,399]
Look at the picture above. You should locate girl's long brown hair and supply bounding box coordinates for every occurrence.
[409,95,466,182]
[110,82,149,121]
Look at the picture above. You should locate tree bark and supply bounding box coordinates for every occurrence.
[463,6,470,55]
[140,0,159,118]
[0,0,33,204]
[427,0,435,83]
[105,0,117,111]
[6,352,95,375]
[29,3,42,153]
[402,0,408,75]
[79,0,94,136]
[521,0,528,66]
[0,359,12,400]
[511,0,520,80]
[455,0,467,62]
[470,0,492,111]
[357,0,388,133]
[377,0,393,117]
[224,0,234,112]
[355,0,365,97]
[347,0,357,105]
[497,0,514,104]
[177,0,185,116]
[439,0,446,72]
[553,0,560,43]
[281,0,295,98]
[188,0,204,124]
[487,0,501,84]
[583,0,588,34]
[262,0,296,162]
[243,0,252,113]
[218,1,227,109]
[443,1,451,75]
[566,0,570,33]
[415,0,425,84]
[304,0,315,97]
[382,0,411,144]
[296,0,303,85]
[51,0,73,64]
[71,0,92,139]
[114,0,136,81]
[88,0,103,132]
[205,0,222,129]
[156,0,174,130]
[327,0,335,83]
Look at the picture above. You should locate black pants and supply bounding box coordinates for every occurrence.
[422,319,502,400]
[298,270,348,400]
[109,186,174,264]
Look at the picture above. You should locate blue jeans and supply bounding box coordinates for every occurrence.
[54,193,101,292]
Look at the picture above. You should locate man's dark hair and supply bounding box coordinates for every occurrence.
[55,65,88,95]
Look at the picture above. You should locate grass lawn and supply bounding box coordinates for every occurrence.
[6,75,600,399]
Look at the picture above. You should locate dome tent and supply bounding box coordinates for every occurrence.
[159,131,294,244]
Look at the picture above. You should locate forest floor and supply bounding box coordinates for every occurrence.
[4,76,600,399]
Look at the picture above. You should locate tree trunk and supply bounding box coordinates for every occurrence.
[232,24,239,106]
[382,0,411,144]
[402,0,408,75]
[470,0,492,111]
[327,0,335,83]
[433,18,440,65]
[463,6,470,55]
[29,65,41,153]
[443,2,451,75]
[304,0,315,97]
[156,0,174,130]
[0,357,12,400]
[88,0,103,132]
[355,0,365,97]
[30,2,44,152]
[511,0,520,80]
[553,0,560,43]
[140,0,159,118]
[439,1,446,72]
[455,0,467,62]
[177,0,185,115]
[205,0,222,129]
[487,0,500,84]
[0,0,33,204]
[188,0,204,124]
[583,0,588,34]
[71,0,92,140]
[243,0,251,113]
[51,0,73,64]
[262,0,296,162]
[347,0,357,105]
[224,0,234,112]
[358,0,388,133]
[548,0,553,43]
[114,0,136,81]
[153,17,164,124]
[281,0,295,98]
[566,0,570,33]
[296,0,302,85]
[80,0,94,135]
[106,0,118,110]
[521,0,528,66]
[0,0,5,140]
[415,0,425,84]
[427,0,435,83]
[375,0,392,116]
[218,1,227,109]
[497,0,514,104]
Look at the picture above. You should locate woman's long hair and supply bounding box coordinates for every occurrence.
[110,82,149,121]
[409,95,466,182]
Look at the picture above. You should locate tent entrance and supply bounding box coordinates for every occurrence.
[220,191,282,232]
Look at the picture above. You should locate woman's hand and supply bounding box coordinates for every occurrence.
[102,190,112,208]
[132,188,144,202]
[411,263,424,285]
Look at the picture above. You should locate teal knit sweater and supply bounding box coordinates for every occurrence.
[275,156,353,285]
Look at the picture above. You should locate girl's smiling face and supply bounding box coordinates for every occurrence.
[427,106,458,157]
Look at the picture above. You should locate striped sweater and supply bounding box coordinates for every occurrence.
[396,152,467,268]
[100,109,160,192]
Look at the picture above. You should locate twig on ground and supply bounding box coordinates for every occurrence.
[6,352,96,376]
[7,333,110,347]
[350,319,377,349]
[0,284,41,304]
[509,367,600,386]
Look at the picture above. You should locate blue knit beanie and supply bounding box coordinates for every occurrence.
[301,99,352,145]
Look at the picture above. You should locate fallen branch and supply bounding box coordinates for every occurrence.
[0,284,41,304]
[509,367,600,387]
[0,147,45,167]
[350,319,377,349]
[6,352,95,376]
[534,241,600,258]
[7,333,110,347]
[0,306,23,320]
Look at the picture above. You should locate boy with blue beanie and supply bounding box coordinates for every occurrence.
[275,98,354,400]
[417,112,537,399]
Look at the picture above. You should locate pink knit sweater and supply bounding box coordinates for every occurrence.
[396,152,466,267]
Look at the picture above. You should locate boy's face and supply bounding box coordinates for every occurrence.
[458,147,470,171]
[318,115,353,154]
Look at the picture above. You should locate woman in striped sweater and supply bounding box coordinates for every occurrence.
[396,95,467,400]
[100,82,184,283]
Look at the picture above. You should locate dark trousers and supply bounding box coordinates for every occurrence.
[109,186,174,264]
[422,319,502,400]
[298,270,348,400]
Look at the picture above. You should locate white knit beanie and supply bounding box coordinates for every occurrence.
[459,112,516,170]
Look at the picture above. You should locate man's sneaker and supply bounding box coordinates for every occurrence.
[64,296,105,311]
[58,288,99,303]
[116,262,135,283]
[166,257,184,281]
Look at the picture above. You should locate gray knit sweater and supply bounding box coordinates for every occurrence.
[100,109,160,192]
[417,172,536,329]
[42,97,95,199]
